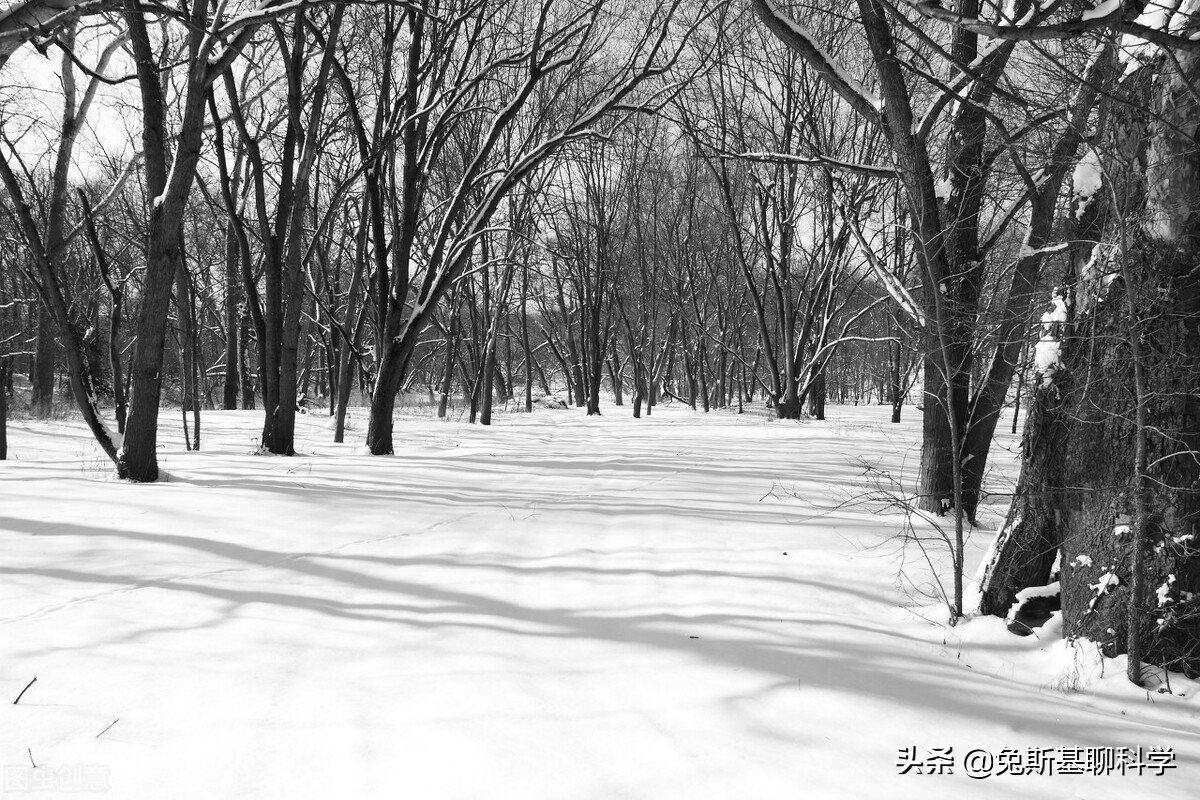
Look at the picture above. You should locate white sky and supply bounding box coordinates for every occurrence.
[1,21,139,183]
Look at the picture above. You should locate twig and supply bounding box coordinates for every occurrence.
[95,719,119,739]
[13,677,36,705]
[27,748,36,769]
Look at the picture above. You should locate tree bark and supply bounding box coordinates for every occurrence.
[222,219,240,410]
[30,306,56,418]
[981,51,1200,677]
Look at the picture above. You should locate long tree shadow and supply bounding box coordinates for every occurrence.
[3,519,1196,756]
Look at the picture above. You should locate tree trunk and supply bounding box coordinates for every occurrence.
[223,221,240,409]
[175,255,200,451]
[31,305,56,418]
[977,377,1065,617]
[521,269,533,412]
[981,51,1200,677]
[917,362,961,514]
[437,306,459,420]
[585,318,602,417]
[608,345,623,406]
[890,307,903,423]
[119,222,184,481]
[240,315,255,409]
[1021,247,1200,676]
[117,2,214,482]
[810,367,826,420]
[480,328,498,426]
[777,390,802,419]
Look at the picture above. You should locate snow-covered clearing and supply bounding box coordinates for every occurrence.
[1,404,1197,798]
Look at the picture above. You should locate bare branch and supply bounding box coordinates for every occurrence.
[748,0,883,127]
[913,0,1200,54]
[725,150,898,179]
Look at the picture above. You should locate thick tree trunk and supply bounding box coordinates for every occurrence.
[367,323,424,453]
[810,368,826,420]
[119,227,183,481]
[776,387,802,419]
[977,378,1065,617]
[261,303,302,456]
[917,366,956,513]
[982,51,1200,676]
[116,2,213,482]
[1049,251,1200,675]
[585,321,602,416]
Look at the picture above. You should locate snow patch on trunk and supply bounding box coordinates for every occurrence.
[1033,293,1069,385]
[1071,149,1103,219]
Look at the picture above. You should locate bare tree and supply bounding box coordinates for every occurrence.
[363,0,720,453]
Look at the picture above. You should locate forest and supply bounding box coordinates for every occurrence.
[0,0,1198,778]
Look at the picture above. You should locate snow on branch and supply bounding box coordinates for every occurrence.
[726,151,897,179]
[0,0,116,69]
[1017,241,1070,258]
[913,0,1200,53]
[749,0,883,126]
[214,0,420,39]
[842,212,926,327]
[57,151,145,255]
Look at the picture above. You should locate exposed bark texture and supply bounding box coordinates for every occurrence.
[982,50,1200,676]
[977,379,1065,616]
[1056,244,1200,675]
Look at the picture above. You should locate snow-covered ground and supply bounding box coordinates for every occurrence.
[1,403,1196,799]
